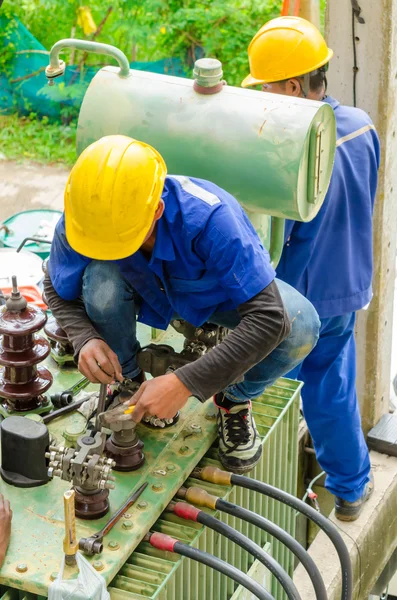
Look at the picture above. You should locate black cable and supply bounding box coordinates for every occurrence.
[173,541,274,600]
[351,7,358,107]
[214,499,327,600]
[16,237,52,253]
[194,510,302,600]
[350,0,365,108]
[230,475,352,600]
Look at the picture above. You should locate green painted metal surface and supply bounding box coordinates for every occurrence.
[0,318,300,599]
[75,58,336,222]
[0,210,61,259]
[106,377,301,600]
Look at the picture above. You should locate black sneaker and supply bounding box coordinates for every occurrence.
[334,471,374,522]
[215,393,262,474]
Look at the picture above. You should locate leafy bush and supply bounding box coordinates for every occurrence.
[0,113,76,165]
[2,0,281,85]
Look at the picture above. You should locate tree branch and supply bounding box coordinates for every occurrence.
[10,66,46,84]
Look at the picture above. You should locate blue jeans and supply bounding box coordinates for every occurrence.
[82,261,320,401]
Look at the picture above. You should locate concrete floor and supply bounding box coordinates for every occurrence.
[0,159,68,222]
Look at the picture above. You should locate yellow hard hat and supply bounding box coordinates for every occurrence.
[64,135,167,260]
[242,16,333,87]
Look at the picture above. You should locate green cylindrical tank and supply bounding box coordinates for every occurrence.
[76,61,336,222]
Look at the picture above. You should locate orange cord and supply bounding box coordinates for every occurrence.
[281,0,300,16]
[280,0,290,15]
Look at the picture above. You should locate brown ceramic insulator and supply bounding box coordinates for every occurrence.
[0,292,53,411]
[105,436,145,472]
[44,316,70,344]
[74,488,110,520]
[44,316,74,354]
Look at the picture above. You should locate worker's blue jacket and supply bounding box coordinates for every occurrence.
[276,96,381,318]
[48,176,275,330]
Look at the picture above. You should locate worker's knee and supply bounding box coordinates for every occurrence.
[82,261,126,319]
[276,279,320,361]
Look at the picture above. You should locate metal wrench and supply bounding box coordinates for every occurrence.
[78,482,148,555]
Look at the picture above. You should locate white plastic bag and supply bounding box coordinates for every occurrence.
[48,552,110,600]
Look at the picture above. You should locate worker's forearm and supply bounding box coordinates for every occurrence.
[43,273,103,356]
[174,281,291,401]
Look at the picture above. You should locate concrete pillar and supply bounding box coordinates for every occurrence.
[326,0,397,432]
[298,0,320,28]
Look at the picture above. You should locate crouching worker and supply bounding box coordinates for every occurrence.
[44,135,320,473]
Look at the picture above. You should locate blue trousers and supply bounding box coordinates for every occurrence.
[82,261,319,404]
[288,313,371,502]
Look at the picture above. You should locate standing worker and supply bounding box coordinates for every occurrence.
[44,134,320,474]
[242,16,380,520]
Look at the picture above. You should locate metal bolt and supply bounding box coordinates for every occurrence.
[179,445,190,454]
[190,424,202,433]
[108,541,120,551]
[123,520,133,530]
[166,464,176,473]
[93,561,104,571]
[152,483,163,492]
[137,501,148,510]
[50,572,58,581]
[123,512,132,519]
[16,564,27,573]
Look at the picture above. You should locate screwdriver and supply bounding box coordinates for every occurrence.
[63,489,78,566]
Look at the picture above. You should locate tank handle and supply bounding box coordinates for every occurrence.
[45,39,130,83]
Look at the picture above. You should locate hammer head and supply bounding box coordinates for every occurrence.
[78,536,103,556]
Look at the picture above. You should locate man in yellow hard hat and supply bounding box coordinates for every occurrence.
[44,134,320,474]
[243,16,380,518]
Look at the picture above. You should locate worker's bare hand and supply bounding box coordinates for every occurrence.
[125,374,191,423]
[0,494,12,567]
[78,339,123,384]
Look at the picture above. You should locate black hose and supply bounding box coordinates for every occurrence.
[173,541,274,600]
[231,475,352,600]
[196,510,302,600]
[214,499,327,600]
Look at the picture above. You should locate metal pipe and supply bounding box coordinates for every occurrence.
[94,383,107,433]
[270,217,285,268]
[47,39,130,79]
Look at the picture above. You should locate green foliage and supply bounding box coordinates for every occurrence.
[0,113,77,165]
[2,0,280,85]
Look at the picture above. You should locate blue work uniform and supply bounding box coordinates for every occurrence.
[48,176,276,328]
[48,175,320,406]
[276,96,381,502]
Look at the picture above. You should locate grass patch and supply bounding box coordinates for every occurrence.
[0,113,77,166]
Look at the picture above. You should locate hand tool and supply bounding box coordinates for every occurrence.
[50,376,90,408]
[63,489,78,566]
[79,482,148,555]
